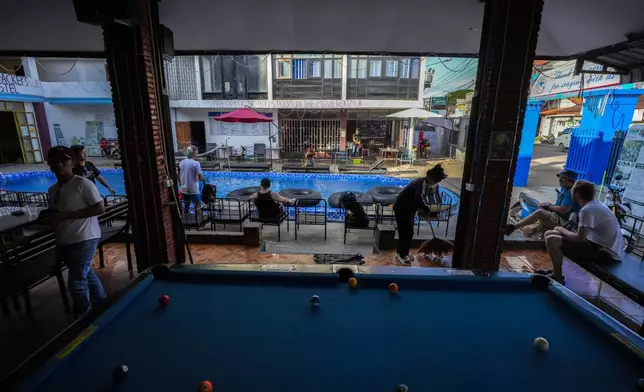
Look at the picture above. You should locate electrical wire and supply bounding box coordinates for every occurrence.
[35,58,79,76]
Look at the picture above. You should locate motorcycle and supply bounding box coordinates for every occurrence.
[540,134,556,144]
[604,174,634,252]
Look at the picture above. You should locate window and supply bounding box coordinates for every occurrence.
[277,59,292,79]
[308,60,321,78]
[410,58,420,79]
[400,59,410,78]
[349,59,358,78]
[333,60,342,78]
[324,58,342,79]
[369,60,382,77]
[357,59,367,78]
[385,60,398,77]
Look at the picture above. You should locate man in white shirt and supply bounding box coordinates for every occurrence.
[543,180,623,284]
[179,146,206,213]
[46,146,106,316]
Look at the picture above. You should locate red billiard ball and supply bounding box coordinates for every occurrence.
[158,295,170,307]
[388,283,399,294]
[198,380,213,392]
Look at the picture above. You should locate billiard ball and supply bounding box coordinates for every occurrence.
[388,283,399,294]
[310,295,320,306]
[197,380,213,392]
[112,365,129,381]
[348,277,358,288]
[533,337,549,352]
[158,295,170,307]
[395,384,409,392]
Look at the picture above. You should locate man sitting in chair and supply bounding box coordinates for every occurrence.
[504,170,579,238]
[249,178,295,205]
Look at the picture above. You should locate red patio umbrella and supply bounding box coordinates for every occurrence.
[212,108,273,123]
[213,108,277,169]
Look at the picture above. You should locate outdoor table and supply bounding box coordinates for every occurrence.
[379,147,399,160]
[0,207,45,245]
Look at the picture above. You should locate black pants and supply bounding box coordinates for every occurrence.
[395,210,415,257]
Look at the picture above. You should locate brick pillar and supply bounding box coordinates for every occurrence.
[100,0,178,269]
[339,109,348,150]
[452,0,544,271]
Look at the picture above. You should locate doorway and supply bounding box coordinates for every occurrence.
[0,111,22,164]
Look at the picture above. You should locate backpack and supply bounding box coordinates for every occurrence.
[339,192,369,228]
[201,184,217,204]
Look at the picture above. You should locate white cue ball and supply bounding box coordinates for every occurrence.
[534,337,549,352]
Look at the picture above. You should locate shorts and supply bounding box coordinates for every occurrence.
[561,238,617,265]
[182,193,202,202]
[536,211,567,232]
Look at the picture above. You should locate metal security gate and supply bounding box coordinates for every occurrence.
[280,119,341,153]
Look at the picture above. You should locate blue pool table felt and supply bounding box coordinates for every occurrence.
[19,270,644,392]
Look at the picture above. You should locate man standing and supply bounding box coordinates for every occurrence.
[505,170,579,237]
[179,146,206,213]
[393,164,447,265]
[543,180,623,284]
[46,146,106,316]
[71,145,116,195]
[352,130,361,158]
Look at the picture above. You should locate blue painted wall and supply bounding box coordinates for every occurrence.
[565,88,643,184]
[514,101,544,187]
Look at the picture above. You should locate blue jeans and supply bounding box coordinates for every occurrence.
[57,238,106,315]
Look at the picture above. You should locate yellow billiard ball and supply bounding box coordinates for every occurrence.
[348,277,358,288]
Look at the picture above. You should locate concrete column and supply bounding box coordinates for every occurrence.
[339,110,347,150]
[341,55,348,101]
[514,101,544,187]
[267,54,274,101]
[418,57,426,104]
[452,0,544,271]
[21,57,39,80]
[193,55,202,100]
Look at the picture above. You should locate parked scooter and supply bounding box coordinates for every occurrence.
[604,174,633,252]
[540,134,556,144]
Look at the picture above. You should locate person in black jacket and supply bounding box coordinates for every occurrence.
[393,164,447,265]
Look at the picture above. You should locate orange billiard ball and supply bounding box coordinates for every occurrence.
[198,380,213,392]
[348,277,358,288]
[388,283,399,293]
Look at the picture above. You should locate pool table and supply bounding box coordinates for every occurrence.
[5,264,644,392]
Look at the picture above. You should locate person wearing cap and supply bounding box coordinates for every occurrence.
[504,170,579,236]
[71,145,116,195]
[179,145,206,213]
[46,146,107,316]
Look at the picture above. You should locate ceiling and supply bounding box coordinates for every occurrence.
[0,0,642,58]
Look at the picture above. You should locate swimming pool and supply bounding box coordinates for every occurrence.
[1,170,460,220]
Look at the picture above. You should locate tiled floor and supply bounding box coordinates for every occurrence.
[1,243,643,382]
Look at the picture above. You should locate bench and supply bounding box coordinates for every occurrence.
[282,165,331,173]
[205,198,252,232]
[222,163,271,172]
[0,231,69,315]
[293,199,327,241]
[564,214,644,335]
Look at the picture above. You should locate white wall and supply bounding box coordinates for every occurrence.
[36,58,108,83]
[172,108,280,153]
[44,103,117,155]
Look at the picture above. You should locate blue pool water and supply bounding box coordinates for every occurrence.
[1,170,459,216]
